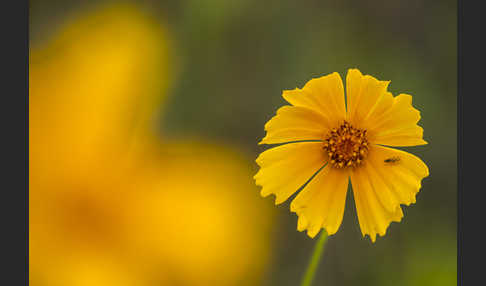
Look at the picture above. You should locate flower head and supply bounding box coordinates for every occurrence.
[254,69,429,242]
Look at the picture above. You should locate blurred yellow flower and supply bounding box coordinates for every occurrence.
[30,4,273,286]
[255,69,429,242]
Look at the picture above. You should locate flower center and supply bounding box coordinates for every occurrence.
[323,121,369,168]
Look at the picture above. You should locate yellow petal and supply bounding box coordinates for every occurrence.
[350,145,429,242]
[282,72,346,127]
[366,94,427,147]
[346,68,390,126]
[290,166,349,238]
[370,145,429,205]
[355,159,400,213]
[259,105,331,144]
[350,167,404,243]
[254,142,327,205]
[129,141,275,286]
[30,4,171,174]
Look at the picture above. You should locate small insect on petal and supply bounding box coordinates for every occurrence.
[384,156,401,164]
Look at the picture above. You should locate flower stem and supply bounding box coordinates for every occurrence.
[299,231,328,286]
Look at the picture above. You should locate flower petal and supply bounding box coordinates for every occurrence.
[346,69,390,126]
[369,145,429,205]
[290,166,349,238]
[259,105,331,144]
[350,145,429,242]
[30,5,170,172]
[350,167,404,243]
[282,72,346,127]
[366,94,427,147]
[254,142,327,205]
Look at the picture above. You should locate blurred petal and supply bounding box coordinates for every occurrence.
[30,3,171,174]
[290,166,349,238]
[34,252,149,286]
[254,142,328,204]
[29,4,176,286]
[129,141,275,286]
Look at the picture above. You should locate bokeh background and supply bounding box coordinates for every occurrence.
[29,1,457,286]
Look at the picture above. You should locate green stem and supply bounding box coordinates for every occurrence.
[299,231,328,286]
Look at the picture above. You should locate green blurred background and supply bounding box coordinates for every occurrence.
[30,0,456,285]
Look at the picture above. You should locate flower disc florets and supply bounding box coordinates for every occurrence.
[323,121,369,168]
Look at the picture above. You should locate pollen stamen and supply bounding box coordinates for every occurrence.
[323,121,369,169]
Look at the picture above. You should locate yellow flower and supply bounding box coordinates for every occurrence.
[254,69,429,242]
[30,4,274,286]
